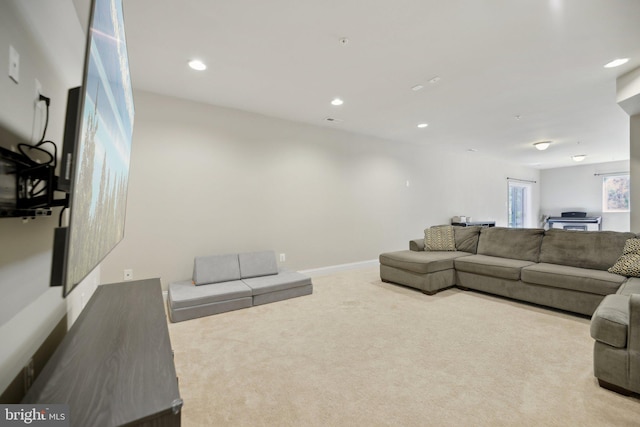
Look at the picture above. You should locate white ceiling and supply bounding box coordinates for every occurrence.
[122,0,640,169]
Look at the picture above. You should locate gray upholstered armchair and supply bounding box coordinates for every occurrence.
[590,278,640,395]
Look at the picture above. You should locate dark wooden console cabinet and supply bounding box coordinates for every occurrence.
[23,278,182,426]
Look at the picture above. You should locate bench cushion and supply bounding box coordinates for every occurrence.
[239,250,278,278]
[454,254,535,280]
[242,270,312,296]
[169,279,252,309]
[379,250,471,274]
[521,263,625,296]
[590,294,629,348]
[193,253,240,285]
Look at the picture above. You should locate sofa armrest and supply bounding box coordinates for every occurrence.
[409,238,424,251]
[628,294,640,351]
[627,295,640,391]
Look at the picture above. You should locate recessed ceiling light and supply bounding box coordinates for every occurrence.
[188,59,207,71]
[572,154,586,162]
[604,58,629,68]
[467,148,478,152]
[417,123,428,128]
[429,76,441,84]
[411,84,424,91]
[331,98,344,106]
[533,141,551,151]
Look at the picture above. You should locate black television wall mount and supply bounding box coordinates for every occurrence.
[0,146,66,218]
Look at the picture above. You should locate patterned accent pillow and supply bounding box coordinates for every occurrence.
[608,238,640,277]
[424,225,456,251]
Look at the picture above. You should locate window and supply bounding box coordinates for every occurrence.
[508,180,532,228]
[602,174,630,212]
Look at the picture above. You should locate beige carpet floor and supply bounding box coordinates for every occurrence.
[167,267,640,426]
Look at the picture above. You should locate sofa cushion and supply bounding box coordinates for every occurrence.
[193,253,241,285]
[539,229,635,271]
[239,250,279,279]
[521,263,625,296]
[380,250,471,274]
[608,238,640,277]
[169,279,252,309]
[454,226,481,253]
[476,227,544,262]
[454,254,535,280]
[424,225,456,251]
[242,270,312,296]
[617,278,640,295]
[590,294,629,348]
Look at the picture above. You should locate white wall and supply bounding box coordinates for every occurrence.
[540,160,631,231]
[100,90,540,288]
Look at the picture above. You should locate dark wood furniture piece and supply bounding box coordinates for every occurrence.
[451,221,496,227]
[23,278,182,426]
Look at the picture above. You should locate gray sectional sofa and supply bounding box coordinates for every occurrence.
[167,250,312,322]
[380,226,640,395]
[380,226,634,316]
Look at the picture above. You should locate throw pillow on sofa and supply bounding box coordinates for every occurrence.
[608,238,640,277]
[424,225,456,251]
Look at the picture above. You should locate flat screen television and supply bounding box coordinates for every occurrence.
[51,0,134,296]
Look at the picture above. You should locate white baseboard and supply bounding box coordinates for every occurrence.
[299,259,379,278]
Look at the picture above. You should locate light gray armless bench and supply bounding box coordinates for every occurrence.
[168,251,312,322]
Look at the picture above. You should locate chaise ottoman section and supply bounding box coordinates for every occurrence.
[243,270,313,306]
[379,250,472,294]
[168,279,252,322]
[379,250,470,274]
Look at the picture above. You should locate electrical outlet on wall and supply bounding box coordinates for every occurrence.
[35,79,42,108]
[24,357,34,391]
[9,45,20,83]
[279,253,286,262]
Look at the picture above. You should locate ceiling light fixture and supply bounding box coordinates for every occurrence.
[411,84,424,91]
[331,98,344,106]
[188,59,207,71]
[604,58,629,68]
[417,123,428,128]
[429,76,441,84]
[572,154,586,162]
[533,141,551,151]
